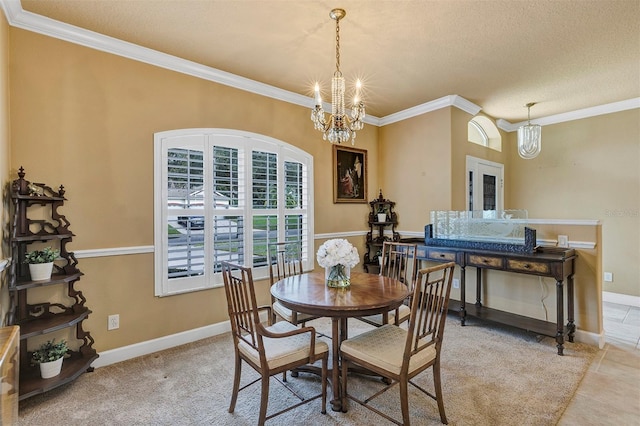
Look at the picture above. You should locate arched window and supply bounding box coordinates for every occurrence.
[468,116,502,152]
[153,129,314,296]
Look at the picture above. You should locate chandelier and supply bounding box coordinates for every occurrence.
[517,102,542,159]
[311,8,365,145]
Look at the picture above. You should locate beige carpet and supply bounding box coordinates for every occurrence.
[19,315,596,425]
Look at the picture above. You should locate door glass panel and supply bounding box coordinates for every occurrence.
[468,171,474,211]
[482,174,496,210]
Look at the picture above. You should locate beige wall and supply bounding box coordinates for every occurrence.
[7,29,379,351]
[378,107,453,231]
[0,7,9,326]
[507,110,640,298]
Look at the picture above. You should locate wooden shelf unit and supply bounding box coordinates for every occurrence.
[8,167,98,400]
[363,190,399,273]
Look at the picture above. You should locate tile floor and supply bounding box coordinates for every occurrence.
[558,301,640,424]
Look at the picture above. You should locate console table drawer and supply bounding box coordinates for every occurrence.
[507,259,550,275]
[428,250,456,262]
[468,254,503,268]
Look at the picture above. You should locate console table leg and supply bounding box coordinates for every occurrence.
[460,266,467,326]
[475,268,482,307]
[556,279,565,355]
[567,274,575,342]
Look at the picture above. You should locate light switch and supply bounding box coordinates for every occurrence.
[604,272,613,282]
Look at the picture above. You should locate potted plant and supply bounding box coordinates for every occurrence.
[376,206,387,223]
[32,339,68,379]
[24,246,59,281]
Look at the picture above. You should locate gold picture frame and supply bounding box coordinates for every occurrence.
[333,145,367,203]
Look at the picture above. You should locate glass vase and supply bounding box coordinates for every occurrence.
[325,264,351,288]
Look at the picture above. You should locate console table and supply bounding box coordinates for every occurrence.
[415,244,576,355]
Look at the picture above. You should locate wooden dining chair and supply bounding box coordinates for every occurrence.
[268,242,321,326]
[357,241,418,327]
[221,261,329,425]
[340,262,455,425]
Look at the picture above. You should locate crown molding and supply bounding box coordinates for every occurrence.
[2,0,636,130]
[497,98,640,132]
[378,95,482,126]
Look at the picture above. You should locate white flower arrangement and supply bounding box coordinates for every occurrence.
[316,238,360,268]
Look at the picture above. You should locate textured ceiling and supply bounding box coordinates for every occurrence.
[19,0,640,122]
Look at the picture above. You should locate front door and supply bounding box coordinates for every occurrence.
[466,156,504,212]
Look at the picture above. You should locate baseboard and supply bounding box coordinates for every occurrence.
[91,321,231,368]
[602,291,640,308]
[574,329,605,349]
[91,311,269,369]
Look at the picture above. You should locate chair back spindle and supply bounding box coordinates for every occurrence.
[380,241,418,290]
[407,262,455,358]
[221,262,261,352]
[268,241,303,284]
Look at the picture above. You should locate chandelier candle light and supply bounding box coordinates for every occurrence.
[517,102,542,159]
[311,8,366,145]
[316,238,360,288]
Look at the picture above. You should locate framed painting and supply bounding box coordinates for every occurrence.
[333,145,367,203]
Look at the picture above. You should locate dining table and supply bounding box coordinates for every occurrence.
[270,270,411,412]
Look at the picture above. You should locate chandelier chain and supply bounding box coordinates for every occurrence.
[335,17,341,74]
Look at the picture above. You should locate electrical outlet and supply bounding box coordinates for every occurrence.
[452,278,460,289]
[603,272,613,282]
[557,235,569,248]
[108,314,120,330]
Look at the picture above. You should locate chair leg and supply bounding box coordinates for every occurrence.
[229,353,242,413]
[433,361,448,424]
[400,378,410,426]
[258,372,270,426]
[321,356,328,414]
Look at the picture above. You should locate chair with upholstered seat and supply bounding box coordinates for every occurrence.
[340,261,455,425]
[268,242,321,326]
[221,261,329,425]
[357,241,418,327]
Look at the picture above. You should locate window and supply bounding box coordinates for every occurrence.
[154,129,313,296]
[468,116,502,152]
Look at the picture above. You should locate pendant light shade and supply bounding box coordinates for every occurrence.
[517,102,541,159]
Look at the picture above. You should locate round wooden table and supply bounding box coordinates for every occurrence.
[270,270,410,412]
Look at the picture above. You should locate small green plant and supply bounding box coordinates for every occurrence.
[32,339,68,364]
[24,247,59,264]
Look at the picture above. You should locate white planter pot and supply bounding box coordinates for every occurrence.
[377,213,387,222]
[28,262,54,281]
[39,357,63,379]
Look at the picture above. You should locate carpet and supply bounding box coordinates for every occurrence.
[18,315,596,425]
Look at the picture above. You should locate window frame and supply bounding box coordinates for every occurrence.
[468,116,502,152]
[154,129,314,297]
